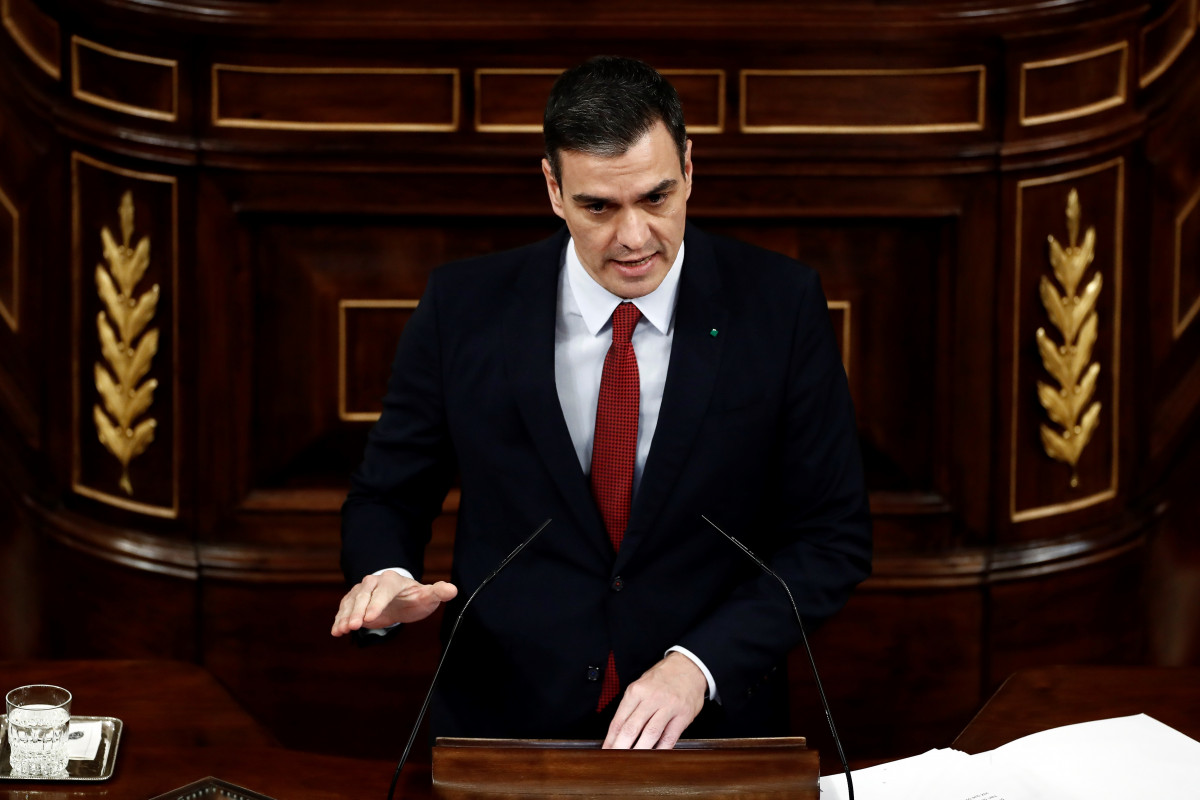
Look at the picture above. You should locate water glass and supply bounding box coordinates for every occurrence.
[5,685,72,777]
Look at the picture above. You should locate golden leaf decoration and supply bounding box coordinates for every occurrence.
[93,190,160,496]
[1036,188,1103,488]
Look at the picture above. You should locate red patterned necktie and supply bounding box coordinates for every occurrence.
[591,301,641,711]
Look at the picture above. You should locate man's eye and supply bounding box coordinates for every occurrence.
[587,202,606,213]
[646,193,665,205]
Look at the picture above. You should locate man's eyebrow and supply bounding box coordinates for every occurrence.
[570,179,678,206]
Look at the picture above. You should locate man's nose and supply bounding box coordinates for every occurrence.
[615,209,650,252]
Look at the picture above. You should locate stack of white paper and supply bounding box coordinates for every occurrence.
[818,714,1200,799]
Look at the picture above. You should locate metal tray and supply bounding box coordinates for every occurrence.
[0,714,122,781]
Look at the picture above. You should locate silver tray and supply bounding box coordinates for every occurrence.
[0,714,122,781]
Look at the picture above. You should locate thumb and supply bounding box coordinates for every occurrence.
[430,581,458,602]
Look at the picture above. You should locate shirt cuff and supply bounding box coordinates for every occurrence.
[666,645,719,704]
[364,567,413,635]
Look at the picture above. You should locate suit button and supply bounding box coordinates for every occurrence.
[612,577,624,591]
[587,666,601,681]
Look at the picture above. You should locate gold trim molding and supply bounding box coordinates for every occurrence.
[473,68,725,134]
[827,299,852,379]
[1011,158,1124,523]
[70,36,179,122]
[0,182,18,332]
[338,299,419,422]
[92,191,160,496]
[71,152,179,519]
[211,65,461,132]
[1036,189,1102,488]
[739,66,986,134]
[1019,42,1129,127]
[1175,182,1200,338]
[1,0,60,80]
[1139,0,1197,88]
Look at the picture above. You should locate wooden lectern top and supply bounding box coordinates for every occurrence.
[432,737,817,799]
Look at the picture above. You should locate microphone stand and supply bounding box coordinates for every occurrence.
[701,514,855,800]
[386,518,553,800]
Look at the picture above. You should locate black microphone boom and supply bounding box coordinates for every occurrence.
[700,514,855,800]
[386,517,554,800]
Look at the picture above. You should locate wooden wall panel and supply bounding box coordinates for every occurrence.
[1008,160,1123,528]
[71,153,179,517]
[740,67,986,134]
[0,181,15,331]
[1,0,60,80]
[71,36,178,122]
[1019,43,1129,127]
[213,65,459,131]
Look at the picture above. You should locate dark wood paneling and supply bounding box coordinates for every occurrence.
[71,35,178,121]
[1020,42,1129,127]
[1,0,61,79]
[213,65,459,131]
[741,67,985,134]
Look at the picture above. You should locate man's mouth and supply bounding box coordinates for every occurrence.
[613,254,655,269]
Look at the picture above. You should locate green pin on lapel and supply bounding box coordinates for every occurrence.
[710,328,719,337]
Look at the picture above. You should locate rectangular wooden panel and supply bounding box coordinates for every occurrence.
[340,299,418,421]
[213,65,459,131]
[1175,183,1200,337]
[71,36,177,121]
[1008,159,1123,524]
[1020,42,1128,126]
[740,66,985,134]
[71,152,179,517]
[475,68,723,133]
[1,0,60,79]
[0,182,16,331]
[1140,0,1197,88]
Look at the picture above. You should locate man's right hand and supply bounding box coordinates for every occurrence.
[330,571,458,637]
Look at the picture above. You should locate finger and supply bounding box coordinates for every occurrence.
[655,714,690,750]
[606,696,652,750]
[603,694,636,749]
[346,575,380,628]
[632,707,673,750]
[431,581,458,602]
[331,583,369,635]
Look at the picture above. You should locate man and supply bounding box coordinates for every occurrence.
[332,56,871,750]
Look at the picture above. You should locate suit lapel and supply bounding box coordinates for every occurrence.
[618,226,727,571]
[503,229,611,559]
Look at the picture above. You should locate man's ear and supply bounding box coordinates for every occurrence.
[542,158,566,220]
[683,139,694,202]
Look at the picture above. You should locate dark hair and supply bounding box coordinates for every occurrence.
[543,56,687,184]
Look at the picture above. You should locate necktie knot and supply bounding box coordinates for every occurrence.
[611,302,641,347]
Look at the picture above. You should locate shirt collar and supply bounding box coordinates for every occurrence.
[564,238,684,336]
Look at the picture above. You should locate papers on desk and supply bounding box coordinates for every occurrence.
[819,714,1200,799]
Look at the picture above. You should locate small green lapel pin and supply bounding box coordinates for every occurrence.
[709,328,719,337]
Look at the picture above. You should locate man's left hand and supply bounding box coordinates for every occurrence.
[602,651,707,749]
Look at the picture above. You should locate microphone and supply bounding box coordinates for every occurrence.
[701,514,855,800]
[387,517,554,800]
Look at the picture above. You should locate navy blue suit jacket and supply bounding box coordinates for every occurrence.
[341,223,871,739]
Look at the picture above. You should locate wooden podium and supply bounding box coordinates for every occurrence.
[431,737,817,799]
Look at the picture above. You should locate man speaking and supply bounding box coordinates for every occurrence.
[332,56,871,751]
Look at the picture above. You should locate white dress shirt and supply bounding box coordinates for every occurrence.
[378,235,719,703]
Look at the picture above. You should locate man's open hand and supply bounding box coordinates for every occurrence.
[603,651,707,749]
[330,571,458,636]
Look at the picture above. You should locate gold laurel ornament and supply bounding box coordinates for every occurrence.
[1036,189,1102,488]
[93,191,160,495]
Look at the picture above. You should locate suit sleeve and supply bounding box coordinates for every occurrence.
[677,268,872,713]
[340,272,458,585]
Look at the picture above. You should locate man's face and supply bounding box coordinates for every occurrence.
[542,121,692,299]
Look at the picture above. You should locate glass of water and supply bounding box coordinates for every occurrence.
[5,685,72,777]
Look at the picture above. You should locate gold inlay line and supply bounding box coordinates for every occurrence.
[1019,41,1129,127]
[1139,0,1197,88]
[827,299,852,380]
[1174,182,1200,338]
[1,0,60,80]
[0,182,18,332]
[70,152,179,519]
[1010,158,1124,523]
[739,66,987,134]
[473,68,726,134]
[338,299,420,422]
[70,36,178,122]
[211,65,461,132]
